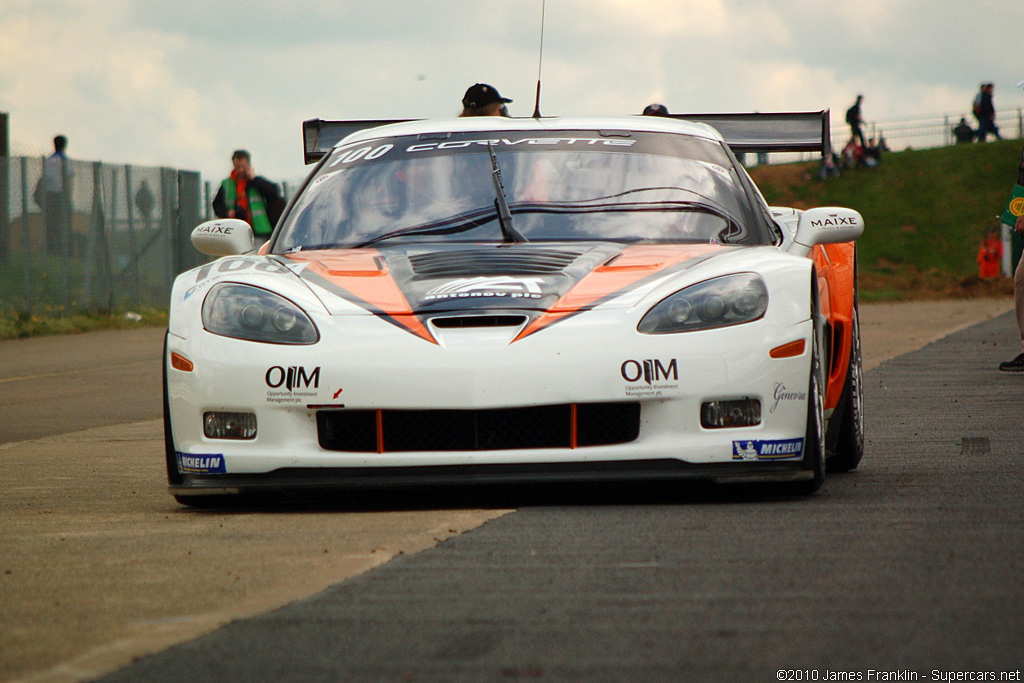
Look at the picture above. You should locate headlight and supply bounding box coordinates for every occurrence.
[638,273,768,334]
[202,283,319,344]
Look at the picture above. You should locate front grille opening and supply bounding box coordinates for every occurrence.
[431,315,528,329]
[317,403,641,453]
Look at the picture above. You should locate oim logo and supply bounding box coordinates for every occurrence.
[620,359,678,385]
[266,366,320,392]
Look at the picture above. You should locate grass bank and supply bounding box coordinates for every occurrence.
[0,308,168,341]
[749,139,1021,301]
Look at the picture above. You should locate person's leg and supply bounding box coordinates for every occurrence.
[977,119,990,142]
[1000,250,1024,370]
[1016,250,1024,354]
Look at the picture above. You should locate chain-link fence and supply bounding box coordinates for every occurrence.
[0,156,204,316]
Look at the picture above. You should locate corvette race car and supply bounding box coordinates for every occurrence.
[164,112,864,506]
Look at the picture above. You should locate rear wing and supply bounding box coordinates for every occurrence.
[666,111,831,156]
[303,119,409,164]
[302,110,831,164]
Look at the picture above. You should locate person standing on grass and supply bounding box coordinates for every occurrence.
[846,95,866,148]
[977,226,1002,279]
[976,83,1002,142]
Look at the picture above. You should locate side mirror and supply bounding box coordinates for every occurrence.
[788,207,864,257]
[191,219,255,256]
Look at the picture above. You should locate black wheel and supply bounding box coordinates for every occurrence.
[780,290,826,495]
[173,494,237,509]
[827,300,864,472]
[162,332,183,486]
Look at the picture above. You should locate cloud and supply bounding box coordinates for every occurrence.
[1,0,1021,185]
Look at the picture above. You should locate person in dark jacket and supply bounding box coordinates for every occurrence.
[211,150,284,240]
[845,95,866,147]
[976,83,1002,142]
[953,117,975,144]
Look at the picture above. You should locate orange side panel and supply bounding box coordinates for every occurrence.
[814,242,857,410]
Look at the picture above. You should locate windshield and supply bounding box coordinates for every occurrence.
[275,130,771,252]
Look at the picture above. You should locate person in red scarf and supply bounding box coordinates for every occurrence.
[212,150,284,241]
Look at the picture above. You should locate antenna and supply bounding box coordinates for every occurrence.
[532,0,546,118]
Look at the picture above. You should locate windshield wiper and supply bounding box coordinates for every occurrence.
[351,206,499,249]
[487,143,528,243]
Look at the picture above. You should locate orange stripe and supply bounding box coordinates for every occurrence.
[570,403,578,449]
[286,250,436,344]
[376,409,384,454]
[515,244,720,341]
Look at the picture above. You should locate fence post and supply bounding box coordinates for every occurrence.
[160,168,177,297]
[20,157,31,314]
[83,162,101,310]
[0,112,8,265]
[176,171,202,272]
[124,165,140,308]
[59,155,72,314]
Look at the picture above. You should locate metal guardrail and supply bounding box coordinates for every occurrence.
[758,109,1024,166]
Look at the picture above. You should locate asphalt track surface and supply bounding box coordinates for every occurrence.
[86,312,1023,682]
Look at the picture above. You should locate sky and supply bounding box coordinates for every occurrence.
[1,0,1022,187]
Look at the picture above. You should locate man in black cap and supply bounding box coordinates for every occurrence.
[642,103,670,117]
[460,83,512,117]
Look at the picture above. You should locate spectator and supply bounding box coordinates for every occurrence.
[212,150,284,243]
[642,103,670,117]
[460,83,512,117]
[845,95,866,147]
[953,117,975,144]
[816,150,841,181]
[976,83,1001,142]
[862,137,884,168]
[41,135,73,256]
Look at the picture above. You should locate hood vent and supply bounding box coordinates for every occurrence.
[431,314,528,329]
[409,248,583,277]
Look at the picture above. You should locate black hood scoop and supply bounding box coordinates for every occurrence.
[408,247,585,278]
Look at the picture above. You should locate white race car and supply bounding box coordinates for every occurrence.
[164,113,864,506]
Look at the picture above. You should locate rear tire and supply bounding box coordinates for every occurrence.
[827,301,864,472]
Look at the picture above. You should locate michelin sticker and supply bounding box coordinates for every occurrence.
[732,438,804,461]
[177,452,227,474]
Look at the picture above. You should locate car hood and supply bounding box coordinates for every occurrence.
[282,242,734,342]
